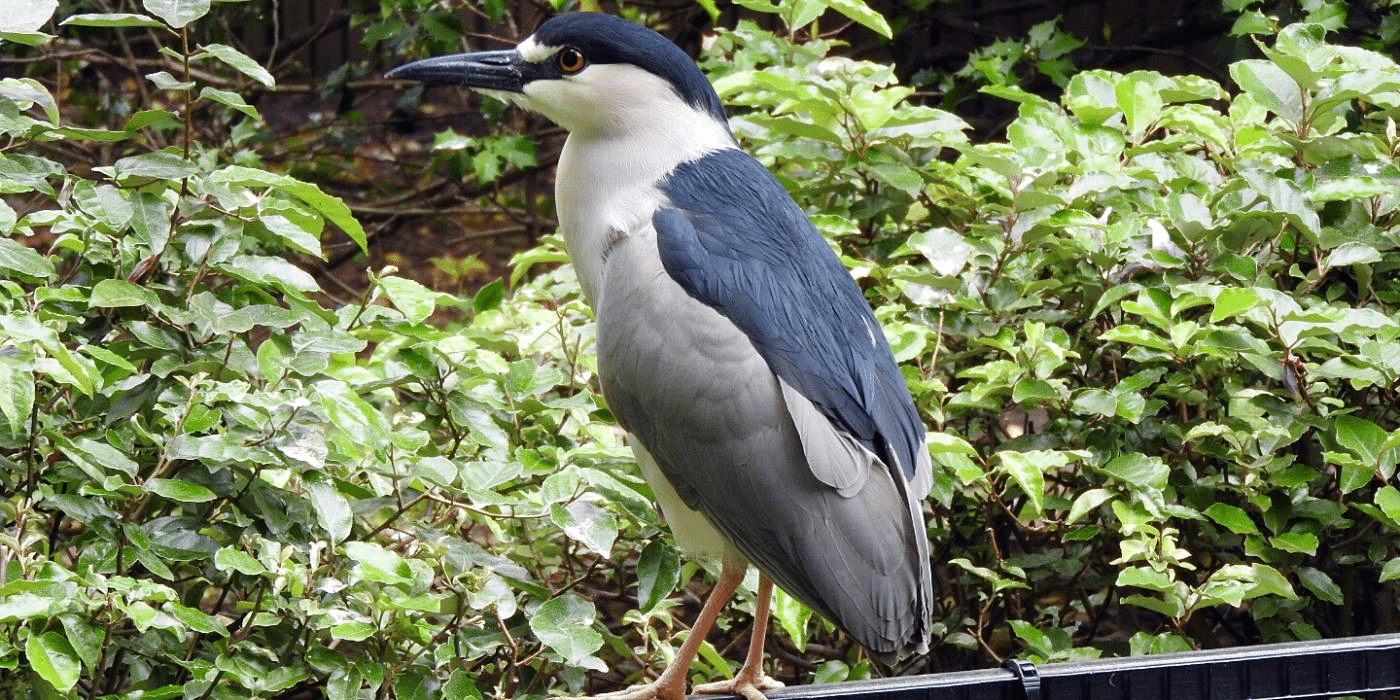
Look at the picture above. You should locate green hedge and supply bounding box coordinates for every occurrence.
[2,1,1398,698]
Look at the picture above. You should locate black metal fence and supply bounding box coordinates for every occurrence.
[753,634,1400,700]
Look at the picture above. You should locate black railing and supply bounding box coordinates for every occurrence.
[753,633,1400,700]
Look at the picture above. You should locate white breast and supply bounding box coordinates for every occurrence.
[538,64,735,304]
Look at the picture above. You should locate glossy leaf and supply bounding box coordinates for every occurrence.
[26,632,80,693]
[142,0,209,28]
[529,595,605,671]
[635,539,679,614]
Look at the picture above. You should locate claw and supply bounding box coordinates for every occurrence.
[693,673,785,700]
[578,679,685,700]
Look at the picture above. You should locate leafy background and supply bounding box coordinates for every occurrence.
[2,0,1399,698]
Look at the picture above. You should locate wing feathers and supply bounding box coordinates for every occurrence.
[779,377,872,498]
[654,150,928,494]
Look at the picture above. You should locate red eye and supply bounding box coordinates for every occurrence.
[557,47,586,73]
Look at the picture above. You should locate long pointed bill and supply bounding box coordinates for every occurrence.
[385,49,530,92]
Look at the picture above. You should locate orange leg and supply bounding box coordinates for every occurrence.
[586,556,748,700]
[693,573,785,700]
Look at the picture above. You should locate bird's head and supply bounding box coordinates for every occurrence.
[387,13,732,141]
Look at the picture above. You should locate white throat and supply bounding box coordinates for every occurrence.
[526,64,735,303]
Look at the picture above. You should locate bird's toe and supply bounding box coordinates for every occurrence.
[579,677,688,700]
[693,672,784,700]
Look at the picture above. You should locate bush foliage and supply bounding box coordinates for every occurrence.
[2,0,1398,698]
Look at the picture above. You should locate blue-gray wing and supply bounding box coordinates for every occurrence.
[654,149,929,494]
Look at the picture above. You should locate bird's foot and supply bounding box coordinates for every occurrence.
[693,671,785,700]
[578,678,686,700]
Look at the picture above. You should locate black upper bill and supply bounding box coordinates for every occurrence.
[385,50,531,92]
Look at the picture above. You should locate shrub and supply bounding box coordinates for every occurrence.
[713,17,1400,664]
[2,1,1397,699]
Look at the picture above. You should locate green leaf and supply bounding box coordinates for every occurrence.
[1011,377,1060,404]
[472,278,504,313]
[125,108,178,131]
[0,238,55,279]
[1335,414,1387,466]
[168,602,227,635]
[144,477,216,503]
[1101,324,1172,352]
[344,541,411,585]
[771,587,812,652]
[788,0,827,32]
[908,227,972,276]
[59,616,103,671]
[995,450,1071,518]
[925,432,977,456]
[142,0,209,28]
[1322,242,1382,270]
[1211,287,1261,322]
[259,211,324,256]
[1270,531,1318,555]
[635,540,679,614]
[198,87,260,120]
[214,547,267,576]
[50,125,129,142]
[1229,59,1304,125]
[1072,388,1116,418]
[0,152,63,194]
[1308,177,1392,204]
[330,621,376,641]
[1116,73,1163,140]
[198,43,276,89]
[1100,453,1169,491]
[1010,619,1071,659]
[128,190,174,252]
[146,70,194,91]
[1129,631,1193,656]
[1196,565,1252,608]
[89,278,157,308]
[0,30,54,46]
[731,0,781,15]
[1116,566,1175,591]
[442,671,483,700]
[1376,485,1400,526]
[2,0,55,33]
[1381,559,1400,583]
[109,149,197,180]
[1065,71,1120,125]
[26,631,81,693]
[306,478,353,542]
[0,593,50,621]
[379,275,437,324]
[822,0,892,38]
[1297,566,1343,605]
[220,255,320,294]
[813,660,851,684]
[61,13,166,28]
[529,595,605,671]
[169,433,278,467]
[1066,488,1115,524]
[1204,503,1260,535]
[551,499,618,556]
[0,359,34,438]
[750,115,844,144]
[1247,563,1297,600]
[1328,451,1375,494]
[393,670,432,700]
[209,166,366,253]
[66,437,139,478]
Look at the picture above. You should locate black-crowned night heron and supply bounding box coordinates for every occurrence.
[388,13,932,700]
